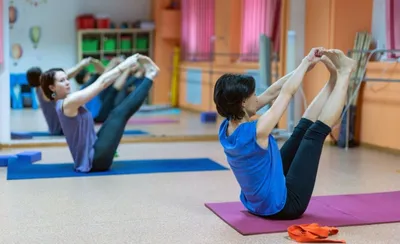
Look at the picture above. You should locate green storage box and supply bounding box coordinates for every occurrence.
[135,37,148,50]
[86,64,95,73]
[86,59,110,73]
[82,39,99,52]
[101,59,110,67]
[103,39,116,51]
[121,38,131,51]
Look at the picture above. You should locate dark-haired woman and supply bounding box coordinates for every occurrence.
[26,58,95,135]
[214,48,356,220]
[40,54,159,172]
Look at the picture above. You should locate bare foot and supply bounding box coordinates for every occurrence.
[321,49,356,74]
[113,69,130,90]
[134,67,145,78]
[321,55,337,76]
[137,55,160,80]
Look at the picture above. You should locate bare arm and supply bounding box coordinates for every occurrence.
[256,73,293,110]
[256,63,318,110]
[66,58,91,79]
[62,55,139,117]
[255,53,319,148]
[91,59,106,74]
[104,57,123,73]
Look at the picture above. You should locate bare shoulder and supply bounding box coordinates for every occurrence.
[61,97,79,117]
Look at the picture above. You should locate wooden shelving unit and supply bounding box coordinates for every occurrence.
[77,28,154,71]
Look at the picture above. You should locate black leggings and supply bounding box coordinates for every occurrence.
[266,118,331,220]
[93,76,141,123]
[90,78,153,171]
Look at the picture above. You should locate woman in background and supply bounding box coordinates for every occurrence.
[39,54,159,172]
[26,57,103,135]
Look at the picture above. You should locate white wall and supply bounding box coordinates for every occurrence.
[9,0,151,74]
[0,0,10,143]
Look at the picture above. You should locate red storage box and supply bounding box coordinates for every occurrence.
[95,14,110,29]
[76,15,95,29]
[96,18,110,28]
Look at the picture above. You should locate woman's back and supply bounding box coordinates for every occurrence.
[218,119,287,216]
[55,100,97,172]
[36,88,63,135]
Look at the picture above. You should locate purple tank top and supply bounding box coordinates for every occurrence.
[36,88,63,135]
[55,100,97,172]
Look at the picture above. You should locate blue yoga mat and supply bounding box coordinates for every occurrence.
[11,130,148,139]
[137,108,181,115]
[7,158,229,180]
[31,130,149,136]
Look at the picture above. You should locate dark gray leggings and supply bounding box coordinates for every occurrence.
[265,118,331,220]
[90,78,153,172]
[94,76,142,123]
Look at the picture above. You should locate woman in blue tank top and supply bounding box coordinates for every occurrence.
[214,48,356,219]
[26,58,96,135]
[39,54,159,173]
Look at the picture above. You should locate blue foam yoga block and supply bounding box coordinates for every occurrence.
[11,132,33,139]
[16,151,42,164]
[200,112,217,123]
[0,155,18,167]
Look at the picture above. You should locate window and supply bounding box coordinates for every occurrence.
[240,0,281,61]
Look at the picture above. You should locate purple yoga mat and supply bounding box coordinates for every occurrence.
[205,191,400,235]
[127,117,179,125]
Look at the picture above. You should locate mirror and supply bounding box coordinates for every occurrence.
[8,0,283,146]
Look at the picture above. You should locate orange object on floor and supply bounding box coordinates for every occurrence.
[287,223,346,243]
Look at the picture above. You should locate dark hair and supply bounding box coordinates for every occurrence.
[26,67,42,87]
[75,69,88,85]
[40,68,65,100]
[213,73,256,120]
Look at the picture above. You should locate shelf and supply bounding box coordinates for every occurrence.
[82,49,149,55]
[77,27,154,104]
[78,28,153,34]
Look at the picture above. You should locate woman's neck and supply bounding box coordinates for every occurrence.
[230,114,250,126]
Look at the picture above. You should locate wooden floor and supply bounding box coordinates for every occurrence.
[2,108,400,243]
[0,141,400,244]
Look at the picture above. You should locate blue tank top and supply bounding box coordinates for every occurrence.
[55,100,97,172]
[219,119,287,216]
[36,88,63,135]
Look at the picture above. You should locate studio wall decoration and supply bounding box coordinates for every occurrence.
[0,0,3,64]
[25,0,47,7]
[9,3,17,29]
[29,26,41,48]
[10,43,23,66]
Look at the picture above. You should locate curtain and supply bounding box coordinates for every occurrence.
[181,0,215,61]
[386,0,400,58]
[240,0,281,61]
